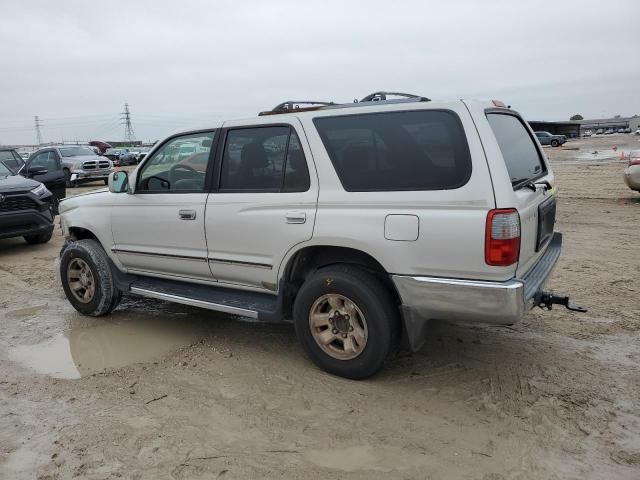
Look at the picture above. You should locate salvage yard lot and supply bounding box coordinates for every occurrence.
[1,137,639,479]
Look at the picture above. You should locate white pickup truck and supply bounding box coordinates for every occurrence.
[57,92,585,379]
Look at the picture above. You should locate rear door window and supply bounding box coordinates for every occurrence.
[487,113,546,187]
[220,127,310,192]
[313,110,471,191]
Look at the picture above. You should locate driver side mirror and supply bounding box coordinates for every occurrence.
[27,165,48,177]
[108,171,129,193]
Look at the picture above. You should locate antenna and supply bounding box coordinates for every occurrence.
[34,116,43,145]
[120,103,136,143]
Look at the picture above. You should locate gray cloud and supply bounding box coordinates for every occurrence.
[1,0,638,144]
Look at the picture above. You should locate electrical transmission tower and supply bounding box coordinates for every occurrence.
[34,116,43,145]
[120,103,136,143]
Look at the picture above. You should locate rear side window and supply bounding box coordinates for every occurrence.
[313,110,471,191]
[487,113,546,186]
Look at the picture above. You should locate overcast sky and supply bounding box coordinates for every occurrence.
[1,0,638,145]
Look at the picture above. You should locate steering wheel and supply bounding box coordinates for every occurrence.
[168,164,199,185]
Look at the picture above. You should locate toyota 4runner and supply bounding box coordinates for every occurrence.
[57,92,585,379]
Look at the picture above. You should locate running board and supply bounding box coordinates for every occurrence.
[129,277,283,321]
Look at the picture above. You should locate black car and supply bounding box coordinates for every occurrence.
[0,147,66,212]
[0,148,25,173]
[0,162,55,244]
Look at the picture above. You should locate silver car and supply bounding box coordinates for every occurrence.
[30,146,113,187]
[624,150,640,193]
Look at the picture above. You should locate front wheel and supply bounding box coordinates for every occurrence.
[59,239,121,316]
[551,139,559,147]
[293,265,399,379]
[103,178,109,185]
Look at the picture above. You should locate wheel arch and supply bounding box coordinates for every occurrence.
[279,244,401,320]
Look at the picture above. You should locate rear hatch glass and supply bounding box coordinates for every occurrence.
[486,113,546,187]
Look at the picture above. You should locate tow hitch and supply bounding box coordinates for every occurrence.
[535,292,587,313]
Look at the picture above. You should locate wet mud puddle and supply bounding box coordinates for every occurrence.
[8,316,205,379]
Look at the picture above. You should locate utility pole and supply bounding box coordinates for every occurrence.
[34,116,43,146]
[120,103,136,143]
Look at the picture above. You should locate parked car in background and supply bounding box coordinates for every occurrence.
[623,150,640,193]
[88,140,112,154]
[0,147,26,173]
[604,129,615,135]
[595,128,604,135]
[1,148,66,212]
[0,161,55,244]
[30,146,113,187]
[582,130,592,137]
[20,149,66,212]
[617,128,626,134]
[534,131,566,147]
[103,148,122,164]
[19,152,31,160]
[635,129,640,136]
[623,128,632,134]
[137,148,150,162]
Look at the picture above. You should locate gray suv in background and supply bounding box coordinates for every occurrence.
[534,131,566,147]
[29,146,114,187]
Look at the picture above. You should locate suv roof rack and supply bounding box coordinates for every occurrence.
[258,91,430,116]
[259,101,336,116]
[359,91,430,103]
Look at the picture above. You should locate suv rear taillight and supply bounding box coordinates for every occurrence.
[485,209,521,266]
[629,156,640,166]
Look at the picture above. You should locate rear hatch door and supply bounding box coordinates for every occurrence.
[485,111,556,277]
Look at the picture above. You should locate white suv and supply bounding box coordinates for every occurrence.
[58,92,584,379]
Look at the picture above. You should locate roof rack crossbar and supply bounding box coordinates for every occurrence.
[259,100,336,116]
[359,91,430,102]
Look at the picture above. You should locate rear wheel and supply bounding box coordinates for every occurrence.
[60,239,121,316]
[293,265,399,379]
[103,178,109,185]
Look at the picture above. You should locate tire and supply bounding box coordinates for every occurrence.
[59,239,121,316]
[103,178,109,185]
[24,229,53,245]
[293,265,399,379]
[63,168,71,187]
[551,139,559,147]
[63,168,77,188]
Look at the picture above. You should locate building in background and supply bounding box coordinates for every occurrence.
[578,116,640,133]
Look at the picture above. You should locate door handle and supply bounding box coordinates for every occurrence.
[285,211,306,224]
[179,209,196,220]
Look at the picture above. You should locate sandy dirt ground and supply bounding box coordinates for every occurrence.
[1,136,639,479]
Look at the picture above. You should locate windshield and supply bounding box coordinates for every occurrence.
[59,147,95,157]
[0,162,13,178]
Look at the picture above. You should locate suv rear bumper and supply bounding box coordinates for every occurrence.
[392,233,562,351]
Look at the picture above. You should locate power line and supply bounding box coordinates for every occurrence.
[34,116,43,145]
[120,103,135,143]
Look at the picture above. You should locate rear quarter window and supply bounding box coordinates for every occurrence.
[487,113,546,186]
[313,110,472,191]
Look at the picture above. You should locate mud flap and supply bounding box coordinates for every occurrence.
[400,305,429,352]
